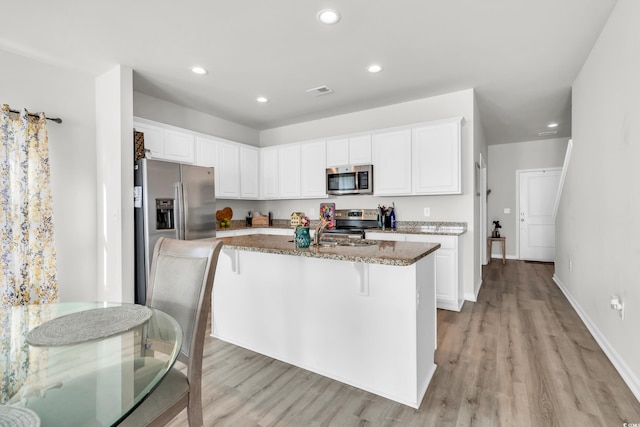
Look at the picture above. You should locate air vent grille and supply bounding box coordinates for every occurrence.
[306,85,334,97]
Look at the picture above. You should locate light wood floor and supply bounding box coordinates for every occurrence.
[167,260,640,426]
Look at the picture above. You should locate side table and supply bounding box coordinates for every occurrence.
[488,237,506,265]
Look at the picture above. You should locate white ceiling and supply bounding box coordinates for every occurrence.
[0,0,617,144]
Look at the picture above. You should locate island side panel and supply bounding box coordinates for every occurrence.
[416,253,437,402]
[211,247,436,408]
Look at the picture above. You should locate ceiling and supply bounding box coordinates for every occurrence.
[0,1,617,144]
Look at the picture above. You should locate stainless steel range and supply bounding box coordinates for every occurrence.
[322,209,379,239]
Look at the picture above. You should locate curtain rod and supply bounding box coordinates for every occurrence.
[8,108,63,124]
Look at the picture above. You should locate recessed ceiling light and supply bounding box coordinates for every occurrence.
[317,9,340,24]
[547,123,559,128]
[367,64,383,73]
[190,66,208,75]
[256,97,269,103]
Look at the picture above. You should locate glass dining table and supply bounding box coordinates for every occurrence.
[0,301,182,427]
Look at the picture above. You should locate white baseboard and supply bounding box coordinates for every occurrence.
[553,274,640,403]
[489,254,517,260]
[464,278,483,302]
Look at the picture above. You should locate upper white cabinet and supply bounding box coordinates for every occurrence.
[240,146,259,199]
[278,144,301,198]
[259,147,279,199]
[133,118,195,164]
[372,129,412,196]
[217,141,241,198]
[349,134,372,165]
[163,128,195,164]
[326,134,372,167]
[412,118,462,195]
[300,140,327,198]
[133,121,164,159]
[135,116,462,200]
[195,135,220,196]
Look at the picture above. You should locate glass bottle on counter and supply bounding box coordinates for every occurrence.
[390,206,396,230]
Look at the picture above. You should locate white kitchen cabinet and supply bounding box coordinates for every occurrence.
[133,121,165,159]
[349,134,372,165]
[259,147,279,199]
[365,231,464,311]
[134,119,196,164]
[326,138,349,167]
[300,140,327,198]
[365,232,405,242]
[372,129,412,196]
[278,144,301,198]
[163,128,195,164]
[412,118,462,195]
[195,136,218,168]
[195,135,220,196]
[240,146,259,198]
[217,141,241,198]
[326,135,372,167]
[405,234,463,311]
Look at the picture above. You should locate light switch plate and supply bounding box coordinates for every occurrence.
[504,208,511,214]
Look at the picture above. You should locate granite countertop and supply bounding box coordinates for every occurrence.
[220,220,467,236]
[217,234,440,267]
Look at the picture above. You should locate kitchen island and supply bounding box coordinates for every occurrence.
[212,234,440,408]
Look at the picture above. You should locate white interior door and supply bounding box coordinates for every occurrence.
[518,168,561,261]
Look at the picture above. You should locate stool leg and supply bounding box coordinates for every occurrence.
[502,241,506,265]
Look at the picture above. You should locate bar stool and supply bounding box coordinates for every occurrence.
[488,237,506,265]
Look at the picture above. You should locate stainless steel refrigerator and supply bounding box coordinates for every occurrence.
[134,158,216,304]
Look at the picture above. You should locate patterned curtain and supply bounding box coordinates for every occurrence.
[0,105,57,306]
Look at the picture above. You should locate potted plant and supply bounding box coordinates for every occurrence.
[492,220,502,238]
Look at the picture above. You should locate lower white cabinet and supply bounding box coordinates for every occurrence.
[366,231,464,311]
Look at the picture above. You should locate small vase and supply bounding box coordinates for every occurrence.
[295,226,311,248]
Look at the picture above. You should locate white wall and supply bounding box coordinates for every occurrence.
[0,49,97,302]
[259,89,478,299]
[556,0,640,399]
[96,66,134,303]
[133,92,260,147]
[473,95,488,298]
[488,138,569,256]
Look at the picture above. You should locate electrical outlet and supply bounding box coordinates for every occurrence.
[309,207,316,216]
[423,207,430,217]
[569,259,572,271]
[504,208,511,214]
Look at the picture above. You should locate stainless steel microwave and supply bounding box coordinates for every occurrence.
[326,165,373,195]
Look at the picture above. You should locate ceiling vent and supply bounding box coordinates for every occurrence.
[306,85,334,97]
[538,130,558,137]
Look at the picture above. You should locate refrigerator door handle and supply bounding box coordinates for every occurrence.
[174,182,186,240]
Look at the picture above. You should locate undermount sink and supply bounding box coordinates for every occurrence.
[317,239,377,247]
[336,240,377,247]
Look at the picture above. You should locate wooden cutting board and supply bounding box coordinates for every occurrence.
[216,207,233,221]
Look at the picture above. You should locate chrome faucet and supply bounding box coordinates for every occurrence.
[314,218,329,246]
